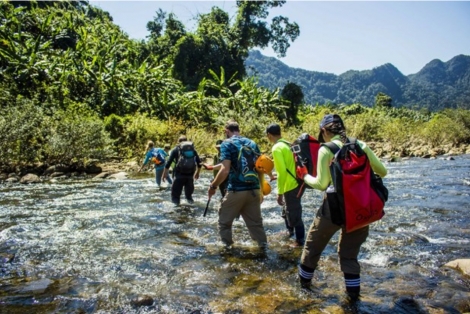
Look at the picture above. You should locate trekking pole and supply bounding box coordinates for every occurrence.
[203,198,211,217]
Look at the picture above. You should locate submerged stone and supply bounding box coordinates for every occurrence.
[131,295,154,307]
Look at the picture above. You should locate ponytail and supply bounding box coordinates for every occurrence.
[325,122,347,144]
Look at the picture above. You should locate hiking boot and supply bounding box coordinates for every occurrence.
[289,240,304,248]
[299,277,312,290]
[346,291,360,302]
[187,198,194,204]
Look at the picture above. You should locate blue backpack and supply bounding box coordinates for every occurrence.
[150,148,165,166]
[229,138,260,185]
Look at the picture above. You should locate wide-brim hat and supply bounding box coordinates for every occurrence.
[318,114,344,143]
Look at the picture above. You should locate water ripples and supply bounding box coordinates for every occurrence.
[1,156,469,313]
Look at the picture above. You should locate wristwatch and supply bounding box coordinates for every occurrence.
[210,184,217,190]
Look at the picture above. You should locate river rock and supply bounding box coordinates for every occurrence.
[44,164,71,176]
[93,172,110,179]
[50,172,68,178]
[131,295,154,307]
[20,278,53,293]
[5,177,18,183]
[0,253,14,263]
[0,173,7,181]
[85,161,102,174]
[20,173,41,184]
[444,259,470,276]
[107,172,128,180]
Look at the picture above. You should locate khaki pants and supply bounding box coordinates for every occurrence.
[300,200,369,274]
[218,189,267,247]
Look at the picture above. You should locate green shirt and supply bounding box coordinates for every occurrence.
[272,138,299,195]
[304,135,388,190]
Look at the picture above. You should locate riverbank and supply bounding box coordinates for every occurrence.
[1,141,469,184]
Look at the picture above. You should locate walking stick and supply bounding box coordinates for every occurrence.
[203,198,211,217]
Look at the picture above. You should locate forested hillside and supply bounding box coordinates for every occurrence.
[246,50,470,110]
[0,0,469,171]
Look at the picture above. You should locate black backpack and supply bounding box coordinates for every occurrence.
[175,141,196,174]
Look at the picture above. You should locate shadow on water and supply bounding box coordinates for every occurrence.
[1,156,470,313]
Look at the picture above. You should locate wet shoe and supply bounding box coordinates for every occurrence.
[187,198,194,204]
[289,240,304,248]
[282,229,294,238]
[300,277,313,290]
[346,291,360,302]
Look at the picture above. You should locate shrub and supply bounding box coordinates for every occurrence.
[0,98,46,166]
[44,104,114,165]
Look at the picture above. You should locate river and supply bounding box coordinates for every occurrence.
[1,155,469,313]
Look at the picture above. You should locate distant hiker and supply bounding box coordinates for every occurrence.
[158,143,173,186]
[296,114,387,301]
[138,141,169,188]
[163,135,201,206]
[266,123,305,247]
[207,120,268,248]
[202,139,228,198]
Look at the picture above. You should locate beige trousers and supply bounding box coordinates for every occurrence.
[218,189,267,247]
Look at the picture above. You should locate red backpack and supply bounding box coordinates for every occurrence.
[281,133,321,191]
[323,138,388,233]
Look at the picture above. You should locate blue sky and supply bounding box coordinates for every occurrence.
[90,1,470,75]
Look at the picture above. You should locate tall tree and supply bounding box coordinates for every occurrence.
[375,92,393,108]
[155,0,299,91]
[280,82,304,126]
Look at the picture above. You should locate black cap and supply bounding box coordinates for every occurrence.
[266,123,281,136]
[318,114,344,143]
[215,139,223,147]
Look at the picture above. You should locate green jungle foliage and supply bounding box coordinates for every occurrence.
[246,50,470,111]
[0,0,469,169]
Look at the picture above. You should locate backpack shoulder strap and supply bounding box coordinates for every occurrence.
[322,142,340,155]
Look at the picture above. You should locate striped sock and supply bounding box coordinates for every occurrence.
[344,273,360,295]
[298,264,314,281]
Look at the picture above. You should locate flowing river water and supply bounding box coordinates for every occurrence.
[1,155,470,313]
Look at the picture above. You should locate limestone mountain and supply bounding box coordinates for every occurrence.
[245,50,470,110]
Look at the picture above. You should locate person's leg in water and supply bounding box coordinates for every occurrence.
[155,167,163,187]
[338,225,369,300]
[171,175,184,205]
[184,176,194,204]
[299,212,339,289]
[284,185,305,245]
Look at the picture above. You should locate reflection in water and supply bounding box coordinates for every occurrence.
[1,156,470,313]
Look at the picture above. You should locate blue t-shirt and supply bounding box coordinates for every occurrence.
[219,135,261,191]
[143,148,167,170]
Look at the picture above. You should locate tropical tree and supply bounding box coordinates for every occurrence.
[375,92,393,108]
[280,81,304,125]
[149,0,299,91]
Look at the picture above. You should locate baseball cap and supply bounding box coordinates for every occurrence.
[215,139,223,147]
[318,114,344,143]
